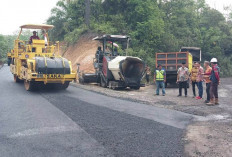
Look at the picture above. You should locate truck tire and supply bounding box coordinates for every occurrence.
[14,75,21,83]
[24,80,35,91]
[165,82,168,88]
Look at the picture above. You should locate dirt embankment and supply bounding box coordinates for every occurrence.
[59,33,99,73]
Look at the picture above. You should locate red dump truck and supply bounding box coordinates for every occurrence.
[156,47,201,87]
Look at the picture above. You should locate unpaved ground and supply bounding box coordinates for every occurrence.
[72,78,232,157]
[73,80,232,117]
[185,120,232,157]
[184,78,232,157]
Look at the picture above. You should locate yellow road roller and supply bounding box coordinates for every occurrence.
[8,24,76,91]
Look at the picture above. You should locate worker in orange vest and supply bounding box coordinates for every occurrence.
[203,61,212,103]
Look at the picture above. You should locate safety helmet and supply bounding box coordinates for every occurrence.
[210,58,217,63]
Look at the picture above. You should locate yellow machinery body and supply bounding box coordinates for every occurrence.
[8,24,76,90]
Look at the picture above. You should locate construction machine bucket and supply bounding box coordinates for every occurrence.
[120,57,145,86]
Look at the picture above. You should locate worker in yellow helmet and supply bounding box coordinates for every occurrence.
[154,64,166,96]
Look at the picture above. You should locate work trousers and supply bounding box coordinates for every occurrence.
[210,82,218,99]
[146,74,150,83]
[197,81,203,98]
[156,81,165,95]
[192,81,197,96]
[206,83,211,101]
[179,81,187,96]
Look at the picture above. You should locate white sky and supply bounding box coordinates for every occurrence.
[206,0,232,14]
[0,0,58,35]
[0,0,232,35]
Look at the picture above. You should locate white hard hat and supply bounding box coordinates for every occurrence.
[210,58,217,63]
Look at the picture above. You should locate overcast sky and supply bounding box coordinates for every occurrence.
[0,0,58,35]
[0,0,232,35]
[206,0,232,13]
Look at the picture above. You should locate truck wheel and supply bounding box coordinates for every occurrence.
[14,75,21,83]
[165,82,168,88]
[24,80,34,91]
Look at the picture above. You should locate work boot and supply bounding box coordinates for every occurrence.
[215,98,219,105]
[206,99,215,106]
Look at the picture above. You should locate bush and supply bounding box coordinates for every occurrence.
[64,25,88,45]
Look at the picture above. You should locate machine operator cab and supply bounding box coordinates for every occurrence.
[15,24,55,55]
[93,35,130,68]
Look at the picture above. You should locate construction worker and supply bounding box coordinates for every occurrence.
[177,62,189,97]
[190,62,198,98]
[145,65,151,85]
[29,31,40,44]
[203,61,212,103]
[196,62,204,100]
[154,64,166,96]
[206,58,220,106]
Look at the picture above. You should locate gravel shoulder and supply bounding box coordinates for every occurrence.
[72,79,232,117]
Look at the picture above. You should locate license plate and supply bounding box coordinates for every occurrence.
[47,74,63,78]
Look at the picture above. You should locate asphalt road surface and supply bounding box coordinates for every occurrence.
[0,66,196,157]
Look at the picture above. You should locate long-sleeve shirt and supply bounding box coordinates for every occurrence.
[211,64,220,83]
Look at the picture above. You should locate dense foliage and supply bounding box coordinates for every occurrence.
[1,0,232,76]
[0,31,34,63]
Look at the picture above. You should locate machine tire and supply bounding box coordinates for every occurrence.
[62,82,70,90]
[130,86,140,90]
[24,80,34,91]
[14,75,21,83]
[8,58,11,66]
[79,78,84,84]
[100,76,107,88]
[53,82,70,90]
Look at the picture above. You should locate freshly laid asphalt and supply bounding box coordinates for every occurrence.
[0,66,196,157]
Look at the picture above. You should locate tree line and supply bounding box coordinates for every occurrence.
[0,31,32,63]
[47,0,232,76]
[1,0,232,76]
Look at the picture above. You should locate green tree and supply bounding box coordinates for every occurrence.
[0,35,9,62]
